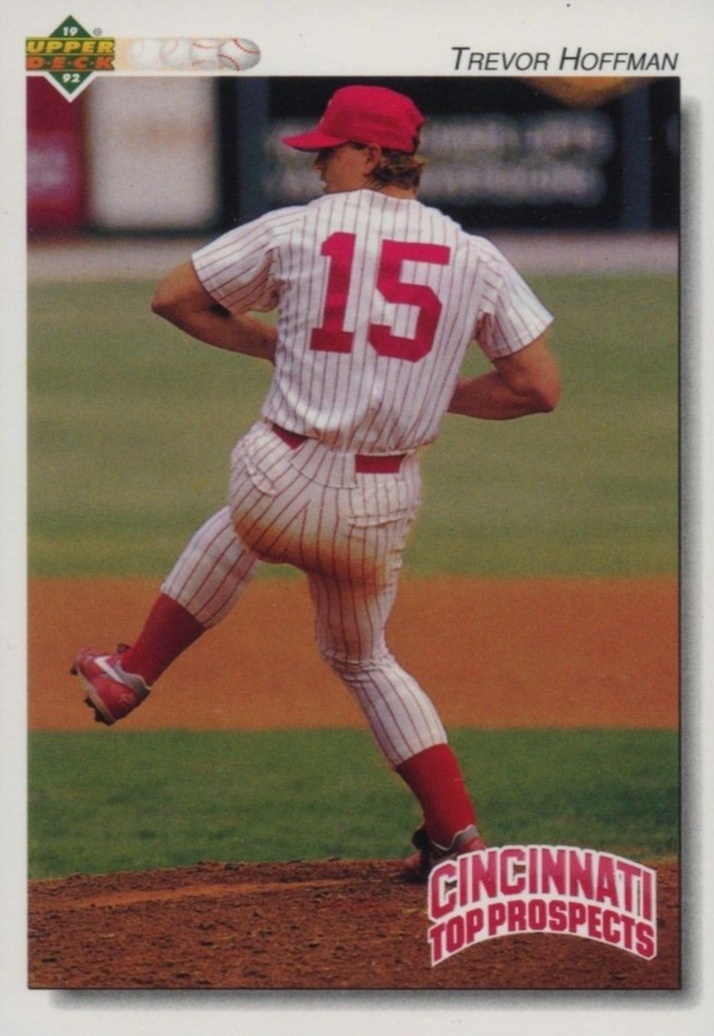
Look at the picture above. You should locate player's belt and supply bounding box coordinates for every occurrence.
[271,423,406,473]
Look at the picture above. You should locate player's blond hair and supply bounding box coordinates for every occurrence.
[371,148,426,190]
[348,132,426,190]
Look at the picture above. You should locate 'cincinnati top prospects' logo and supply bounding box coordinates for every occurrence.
[26,15,115,98]
[428,844,657,966]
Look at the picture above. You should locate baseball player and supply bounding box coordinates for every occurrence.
[72,85,559,881]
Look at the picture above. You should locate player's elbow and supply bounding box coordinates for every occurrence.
[151,261,206,324]
[150,282,199,330]
[495,335,560,415]
[509,369,561,414]
[151,282,178,320]
[529,375,561,413]
[520,351,561,414]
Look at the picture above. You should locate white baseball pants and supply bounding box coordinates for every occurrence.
[162,420,448,766]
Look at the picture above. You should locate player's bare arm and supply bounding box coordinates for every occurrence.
[151,261,277,362]
[448,334,560,420]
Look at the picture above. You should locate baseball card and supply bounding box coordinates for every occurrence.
[2,0,712,1033]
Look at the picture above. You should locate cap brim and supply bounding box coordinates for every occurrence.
[281,129,350,151]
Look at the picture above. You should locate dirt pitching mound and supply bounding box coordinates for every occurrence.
[29,858,679,990]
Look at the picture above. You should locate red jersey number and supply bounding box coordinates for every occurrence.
[310,233,451,362]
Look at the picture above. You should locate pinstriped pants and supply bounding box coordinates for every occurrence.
[162,420,448,766]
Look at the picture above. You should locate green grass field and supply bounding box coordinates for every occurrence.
[27,270,680,879]
[28,273,678,578]
[28,728,678,880]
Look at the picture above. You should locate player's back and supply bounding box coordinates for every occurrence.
[265,189,489,454]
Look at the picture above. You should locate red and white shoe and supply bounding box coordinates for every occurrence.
[402,823,487,882]
[70,645,151,726]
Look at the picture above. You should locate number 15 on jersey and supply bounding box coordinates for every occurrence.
[310,232,451,363]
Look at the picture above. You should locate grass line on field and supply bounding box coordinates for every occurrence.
[28,727,679,880]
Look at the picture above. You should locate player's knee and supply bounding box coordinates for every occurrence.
[320,648,353,674]
[319,648,379,679]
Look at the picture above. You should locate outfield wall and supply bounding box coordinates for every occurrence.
[27,76,679,235]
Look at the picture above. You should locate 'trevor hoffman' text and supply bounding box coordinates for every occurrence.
[452,47,679,72]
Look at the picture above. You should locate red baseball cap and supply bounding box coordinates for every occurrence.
[282,85,425,154]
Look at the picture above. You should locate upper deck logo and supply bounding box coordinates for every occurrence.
[26,15,115,98]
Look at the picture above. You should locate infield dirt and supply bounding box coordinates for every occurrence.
[29,574,678,732]
[28,574,679,990]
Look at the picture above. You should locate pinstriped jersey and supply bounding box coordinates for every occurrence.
[193,189,553,453]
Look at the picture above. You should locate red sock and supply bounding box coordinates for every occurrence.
[120,593,206,686]
[396,743,477,848]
